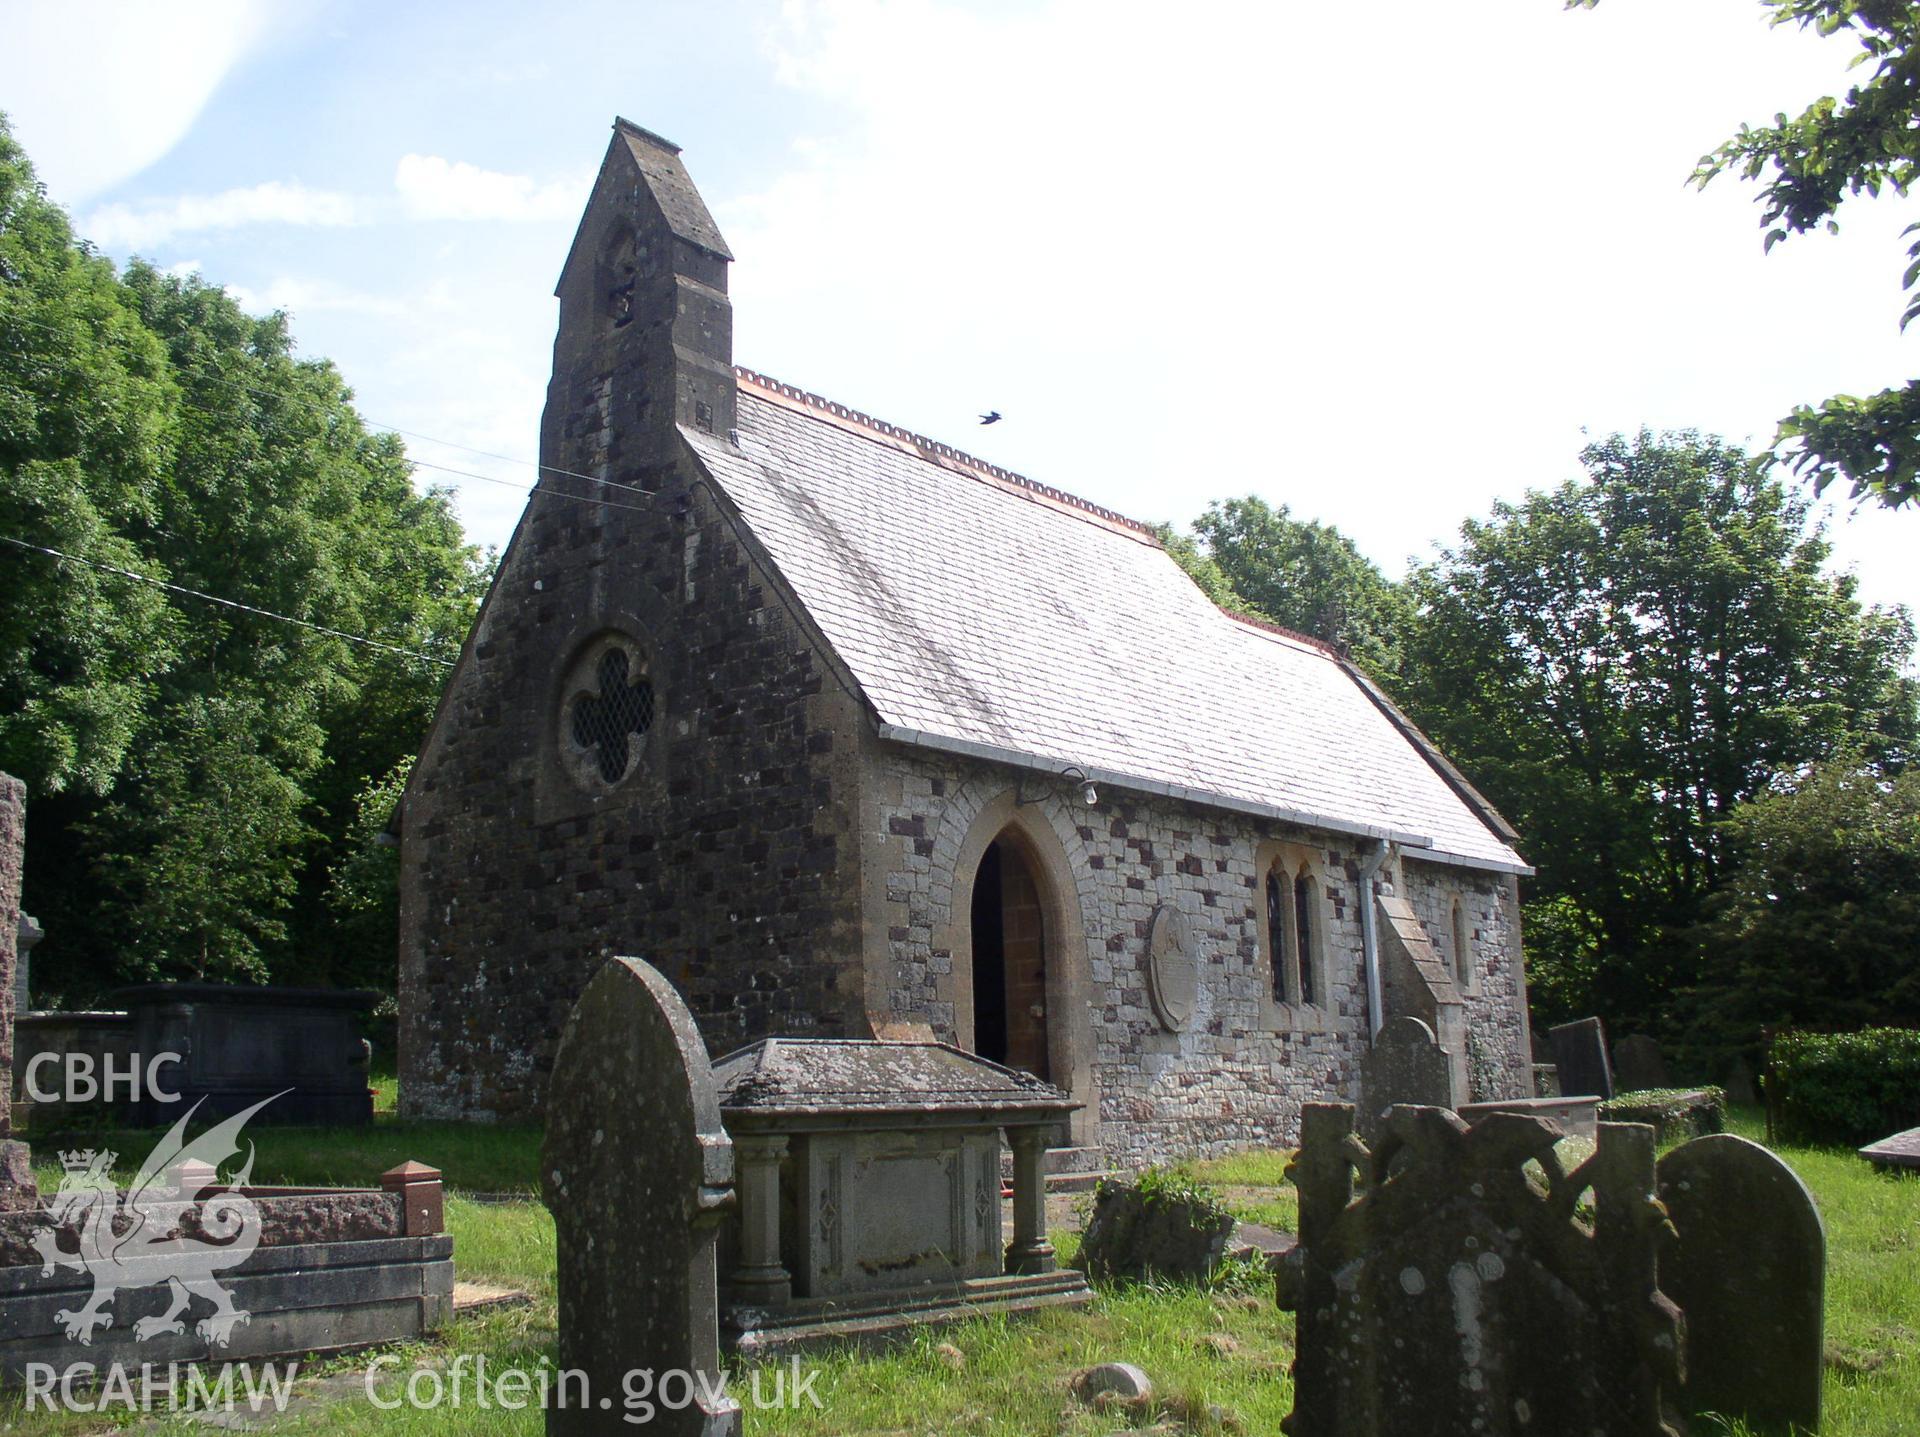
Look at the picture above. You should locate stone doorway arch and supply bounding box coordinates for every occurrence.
[934,788,1098,1147]
[970,831,1052,1079]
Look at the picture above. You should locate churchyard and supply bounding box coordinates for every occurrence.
[0,1098,1912,1429]
[1,1096,1915,1435]
[9,13,1920,1430]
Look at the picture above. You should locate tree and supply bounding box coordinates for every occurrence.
[1570,0,1920,508]
[1168,497,1413,680]
[1402,429,1917,1033]
[0,116,486,999]
[1688,752,1920,1054]
[0,119,179,796]
[1154,523,1249,611]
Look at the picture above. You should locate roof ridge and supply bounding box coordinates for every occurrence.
[733,365,1161,543]
[1220,607,1345,658]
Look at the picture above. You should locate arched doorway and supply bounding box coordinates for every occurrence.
[968,835,1051,1080]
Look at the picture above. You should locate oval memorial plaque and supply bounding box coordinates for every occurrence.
[1146,904,1199,1032]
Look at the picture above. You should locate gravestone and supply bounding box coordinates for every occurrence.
[712,1038,1088,1353]
[13,913,39,1017]
[121,983,377,1125]
[1658,1133,1824,1433]
[1550,1016,1615,1100]
[1859,1126,1920,1171]
[1611,1034,1670,1093]
[1359,1016,1454,1137]
[1285,1102,1684,1436]
[1724,1057,1758,1108]
[543,958,740,1436]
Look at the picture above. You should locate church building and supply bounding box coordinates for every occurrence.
[396,119,1536,1161]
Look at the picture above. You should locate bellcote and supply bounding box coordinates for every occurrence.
[542,119,735,492]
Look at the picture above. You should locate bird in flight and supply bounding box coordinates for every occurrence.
[979,411,1002,425]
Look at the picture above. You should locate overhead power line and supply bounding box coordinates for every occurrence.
[0,534,458,667]
[0,308,661,507]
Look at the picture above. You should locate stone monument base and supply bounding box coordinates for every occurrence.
[0,1164,450,1384]
[1458,1094,1600,1141]
[725,1268,1092,1357]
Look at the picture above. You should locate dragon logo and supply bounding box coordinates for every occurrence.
[32,1092,286,1346]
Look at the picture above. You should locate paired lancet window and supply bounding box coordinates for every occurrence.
[1264,858,1322,1008]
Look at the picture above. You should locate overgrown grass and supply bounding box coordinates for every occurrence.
[1187,1151,1298,1233]
[8,1109,1920,1434]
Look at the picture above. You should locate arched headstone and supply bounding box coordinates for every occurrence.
[1359,1016,1454,1137]
[543,958,741,1436]
[1657,1133,1824,1433]
[1611,1034,1670,1093]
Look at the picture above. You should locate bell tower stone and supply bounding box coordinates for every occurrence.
[543,118,734,498]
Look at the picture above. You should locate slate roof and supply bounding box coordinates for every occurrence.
[714,1038,1075,1118]
[682,372,1527,874]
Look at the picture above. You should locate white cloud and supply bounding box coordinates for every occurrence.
[0,0,275,204]
[84,181,361,250]
[393,154,583,223]
[76,155,586,254]
[226,276,411,320]
[723,0,1920,619]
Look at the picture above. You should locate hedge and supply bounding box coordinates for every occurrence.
[1768,1028,1920,1148]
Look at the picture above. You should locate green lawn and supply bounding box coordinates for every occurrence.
[27,1116,541,1197]
[7,1108,1918,1434]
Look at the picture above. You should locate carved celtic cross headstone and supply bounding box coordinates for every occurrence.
[1285,1103,1684,1437]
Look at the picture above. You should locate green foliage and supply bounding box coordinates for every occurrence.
[317,758,414,991]
[1570,1,1920,507]
[1153,522,1248,611]
[1768,1027,1920,1146]
[1516,892,1606,1027]
[0,116,485,998]
[1165,497,1413,680]
[1690,755,1920,1055]
[1131,1161,1232,1216]
[1402,430,1918,1034]
[0,114,179,797]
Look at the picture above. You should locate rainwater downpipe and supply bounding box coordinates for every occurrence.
[1359,838,1392,1043]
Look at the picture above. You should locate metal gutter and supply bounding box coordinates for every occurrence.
[877,725,1532,876]
[1358,839,1391,1042]
[876,722,1437,850]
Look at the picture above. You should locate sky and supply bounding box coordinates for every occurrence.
[7,0,1920,622]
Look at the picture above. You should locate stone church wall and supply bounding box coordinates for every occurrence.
[397,121,1533,1146]
[859,744,1531,1165]
[397,474,867,1121]
[1399,854,1532,1103]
